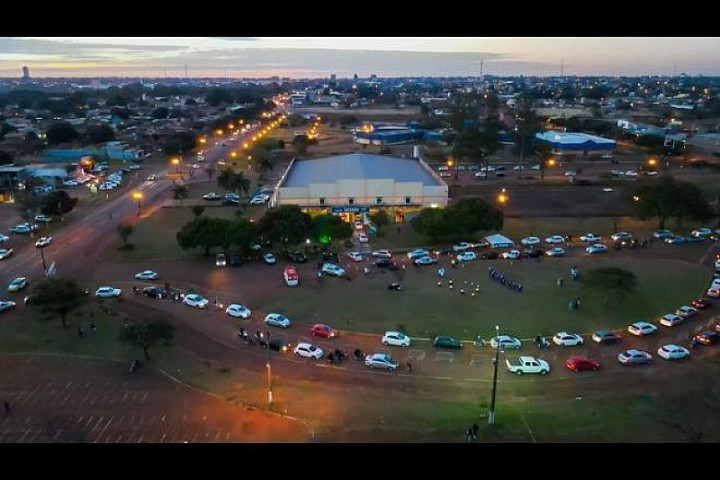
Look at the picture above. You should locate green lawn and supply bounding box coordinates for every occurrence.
[255,256,709,339]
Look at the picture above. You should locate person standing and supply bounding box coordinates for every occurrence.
[4,401,10,416]
[471,423,479,441]
[77,325,84,338]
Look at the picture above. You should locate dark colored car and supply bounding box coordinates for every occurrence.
[229,253,244,267]
[480,252,499,260]
[222,199,240,206]
[691,298,712,309]
[259,337,291,352]
[433,246,453,256]
[285,251,308,263]
[374,259,400,270]
[433,335,463,349]
[592,330,621,345]
[565,355,601,372]
[143,287,167,299]
[521,248,544,258]
[694,331,720,346]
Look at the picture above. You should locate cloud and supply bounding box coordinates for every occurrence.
[208,37,258,42]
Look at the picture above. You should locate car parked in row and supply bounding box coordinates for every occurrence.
[321,263,346,277]
[365,353,398,371]
[628,322,657,336]
[433,335,462,349]
[456,251,477,262]
[382,331,411,347]
[552,332,584,347]
[8,277,28,293]
[183,294,209,308]
[521,236,541,246]
[490,335,522,349]
[134,270,158,280]
[95,286,122,298]
[311,323,338,338]
[585,244,607,254]
[35,237,52,248]
[592,330,621,344]
[226,304,252,319]
[657,344,690,361]
[264,313,291,328]
[565,355,600,372]
[618,349,652,366]
[142,287,167,299]
[294,342,323,360]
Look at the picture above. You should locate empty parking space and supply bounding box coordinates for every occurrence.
[434,352,455,364]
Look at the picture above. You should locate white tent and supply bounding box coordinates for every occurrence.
[484,233,514,249]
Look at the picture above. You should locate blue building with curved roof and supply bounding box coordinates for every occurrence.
[535,131,616,155]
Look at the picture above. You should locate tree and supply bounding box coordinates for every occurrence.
[0,150,13,165]
[41,190,78,216]
[172,185,188,201]
[411,199,503,243]
[675,181,714,230]
[205,88,231,107]
[226,218,257,252]
[369,210,390,237]
[119,319,175,362]
[117,223,134,245]
[47,122,80,145]
[583,267,637,305]
[513,95,542,162]
[292,134,313,155]
[176,217,231,254]
[191,205,205,217]
[311,214,352,244]
[257,205,313,246]
[217,169,250,196]
[152,107,170,119]
[31,278,86,328]
[410,208,447,242]
[86,124,115,144]
[632,177,713,229]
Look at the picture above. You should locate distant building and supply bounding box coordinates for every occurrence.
[272,153,448,223]
[22,66,30,80]
[535,131,616,156]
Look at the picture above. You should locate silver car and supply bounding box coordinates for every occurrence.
[264,313,291,328]
[364,353,398,371]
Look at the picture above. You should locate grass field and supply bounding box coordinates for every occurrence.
[254,256,710,339]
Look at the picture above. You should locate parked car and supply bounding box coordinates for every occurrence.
[34,214,52,223]
[0,300,17,313]
[285,251,308,263]
[364,353,398,371]
[183,294,209,308]
[406,249,430,260]
[579,233,602,242]
[311,323,338,338]
[546,247,566,257]
[372,250,392,260]
[382,331,411,347]
[628,322,658,337]
[675,305,697,319]
[0,234,8,243]
[657,344,690,361]
[521,236,541,246]
[521,248,544,258]
[95,287,122,298]
[611,232,632,242]
[552,332,584,347]
[347,252,364,262]
[565,355,601,372]
[659,313,684,327]
[490,335,522,349]
[665,235,687,245]
[694,331,720,346]
[321,263,346,277]
[134,270,158,280]
[0,248,15,260]
[501,249,521,260]
[374,259,399,270]
[691,227,713,238]
[202,192,221,201]
[506,356,550,375]
[545,235,565,244]
[215,253,227,267]
[456,251,478,262]
[8,277,28,293]
[691,298,712,309]
[481,252,499,260]
[226,304,252,319]
[453,242,471,252]
[585,244,608,254]
[653,230,674,239]
[142,287,167,299]
[413,255,436,266]
[263,253,277,265]
[357,233,369,243]
[432,335,463,349]
[10,223,38,234]
[264,313,291,328]
[592,330,621,345]
[35,237,52,248]
[293,342,323,360]
[617,349,652,366]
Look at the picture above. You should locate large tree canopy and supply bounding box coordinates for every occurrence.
[631,177,713,229]
[31,278,87,328]
[257,205,313,247]
[412,198,503,242]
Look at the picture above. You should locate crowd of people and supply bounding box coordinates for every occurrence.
[487,267,523,293]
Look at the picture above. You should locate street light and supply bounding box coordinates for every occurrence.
[132,191,143,216]
[37,243,48,272]
[497,188,509,207]
[632,195,641,202]
[489,325,500,428]
[547,158,556,167]
[266,330,274,404]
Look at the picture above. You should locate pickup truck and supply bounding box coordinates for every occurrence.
[505,356,550,375]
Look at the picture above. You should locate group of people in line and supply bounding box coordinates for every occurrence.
[487,267,523,293]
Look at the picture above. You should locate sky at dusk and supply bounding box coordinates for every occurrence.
[1,37,719,78]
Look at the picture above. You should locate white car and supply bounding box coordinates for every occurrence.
[128,164,141,171]
[521,236,541,246]
[354,221,364,230]
[585,244,607,254]
[473,171,487,179]
[35,237,53,248]
[611,232,632,242]
[711,278,720,290]
[263,253,277,265]
[708,287,720,298]
[602,187,615,193]
[628,321,658,337]
[0,234,9,243]
[610,169,625,177]
[347,252,364,262]
[95,287,122,298]
[653,230,674,239]
[225,304,252,319]
[456,251,477,262]
[183,294,209,308]
[659,313,684,327]
[715,258,720,271]
[202,192,221,201]
[0,248,14,260]
[546,247,566,257]
[8,277,28,293]
[0,300,17,313]
[501,249,521,260]
[249,195,269,205]
[372,250,392,260]
[357,233,369,243]
[624,170,639,177]
[34,214,52,223]
[564,170,576,177]
[480,165,496,172]
[675,305,697,319]
[691,227,712,238]
[382,331,411,347]
[513,165,525,171]
[294,342,323,359]
[413,255,436,266]
[322,263,346,277]
[453,242,471,252]
[657,344,690,361]
[490,335,522,349]
[552,332,584,347]
[579,233,601,242]
[134,270,158,280]
[63,180,79,187]
[264,313,291,328]
[407,249,430,260]
[545,235,565,244]
[618,349,652,366]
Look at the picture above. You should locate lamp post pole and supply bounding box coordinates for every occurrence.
[266,330,274,405]
[38,244,47,273]
[489,325,500,428]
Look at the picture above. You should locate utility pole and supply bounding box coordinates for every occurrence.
[488,325,500,428]
[266,330,274,404]
[560,58,564,78]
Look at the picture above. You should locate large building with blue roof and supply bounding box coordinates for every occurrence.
[272,153,448,223]
[535,131,616,156]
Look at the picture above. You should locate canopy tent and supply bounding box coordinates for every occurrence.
[484,233,515,249]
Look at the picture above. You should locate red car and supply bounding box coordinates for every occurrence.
[311,323,338,338]
[565,355,601,372]
[691,298,712,309]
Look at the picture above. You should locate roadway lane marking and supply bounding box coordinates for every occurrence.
[69,236,81,244]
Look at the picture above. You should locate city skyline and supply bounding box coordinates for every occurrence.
[1,37,720,78]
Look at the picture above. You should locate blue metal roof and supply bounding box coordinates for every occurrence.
[535,131,616,151]
[283,153,441,188]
